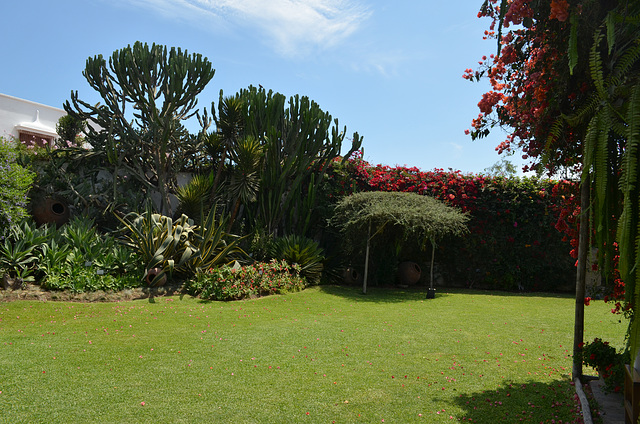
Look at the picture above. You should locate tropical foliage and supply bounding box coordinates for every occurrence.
[116,206,244,286]
[268,235,325,285]
[0,137,35,235]
[207,85,363,238]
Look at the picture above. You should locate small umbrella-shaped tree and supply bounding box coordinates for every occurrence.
[331,191,469,294]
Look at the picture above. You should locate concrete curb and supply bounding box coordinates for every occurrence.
[576,378,594,424]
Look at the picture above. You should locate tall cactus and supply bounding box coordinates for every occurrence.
[64,41,215,216]
[230,85,362,237]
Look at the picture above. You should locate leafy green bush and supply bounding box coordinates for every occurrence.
[41,267,140,293]
[185,260,306,300]
[268,235,325,284]
[0,216,142,292]
[0,137,35,236]
[35,216,141,292]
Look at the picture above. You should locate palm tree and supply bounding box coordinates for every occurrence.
[211,94,245,199]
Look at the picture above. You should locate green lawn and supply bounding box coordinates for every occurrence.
[0,286,626,423]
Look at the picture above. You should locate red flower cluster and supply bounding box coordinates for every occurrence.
[468,0,588,175]
[549,0,570,21]
[322,155,581,291]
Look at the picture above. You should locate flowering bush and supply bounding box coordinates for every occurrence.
[580,338,628,393]
[321,156,578,291]
[0,138,35,237]
[185,260,306,301]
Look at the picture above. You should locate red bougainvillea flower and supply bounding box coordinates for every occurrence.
[549,0,570,22]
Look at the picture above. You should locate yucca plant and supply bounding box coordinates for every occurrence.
[176,172,214,222]
[268,234,325,284]
[116,206,199,286]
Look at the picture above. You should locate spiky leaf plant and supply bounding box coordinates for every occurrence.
[269,235,325,285]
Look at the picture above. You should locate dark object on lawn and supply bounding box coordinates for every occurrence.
[398,261,421,285]
[427,288,436,299]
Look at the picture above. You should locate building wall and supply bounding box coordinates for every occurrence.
[0,93,66,143]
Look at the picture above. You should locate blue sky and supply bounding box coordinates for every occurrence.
[1,0,523,174]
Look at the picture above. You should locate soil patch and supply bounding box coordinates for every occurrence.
[0,283,186,303]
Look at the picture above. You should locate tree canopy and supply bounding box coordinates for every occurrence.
[331,191,469,293]
[331,191,469,245]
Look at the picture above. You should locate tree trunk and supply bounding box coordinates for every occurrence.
[573,177,590,381]
[363,219,371,295]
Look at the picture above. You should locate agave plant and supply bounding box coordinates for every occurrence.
[0,237,40,282]
[188,207,246,273]
[0,219,49,282]
[116,206,199,286]
[36,238,72,277]
[268,235,325,284]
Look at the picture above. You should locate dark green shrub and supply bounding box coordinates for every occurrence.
[35,216,141,292]
[175,172,214,222]
[269,235,325,284]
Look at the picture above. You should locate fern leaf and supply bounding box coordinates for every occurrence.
[569,13,579,75]
[605,12,616,55]
[590,29,606,98]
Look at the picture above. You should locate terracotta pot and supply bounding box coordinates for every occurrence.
[32,196,70,227]
[343,267,361,285]
[145,268,167,286]
[397,261,421,285]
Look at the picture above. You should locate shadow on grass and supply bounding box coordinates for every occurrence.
[438,378,583,422]
[316,284,575,304]
[317,284,454,303]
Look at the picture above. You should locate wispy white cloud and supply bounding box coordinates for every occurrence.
[119,0,371,57]
[449,142,464,157]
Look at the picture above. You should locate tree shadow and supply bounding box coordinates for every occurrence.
[439,378,585,422]
[317,284,454,303]
[316,284,576,303]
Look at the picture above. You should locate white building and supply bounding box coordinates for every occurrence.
[0,93,66,146]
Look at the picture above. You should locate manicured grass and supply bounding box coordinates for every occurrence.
[0,286,626,423]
